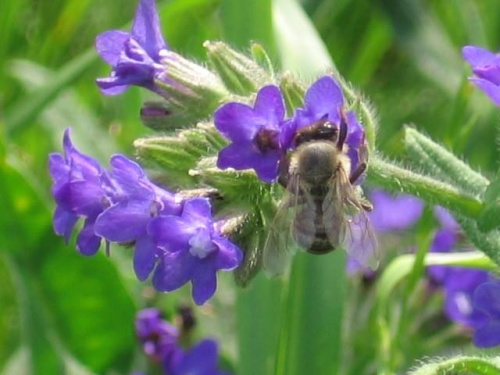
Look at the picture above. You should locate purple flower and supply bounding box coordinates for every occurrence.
[136,308,179,362]
[163,339,229,375]
[49,129,110,255]
[368,190,424,233]
[288,76,366,172]
[149,198,243,305]
[94,155,182,281]
[214,85,287,182]
[96,0,168,95]
[463,46,500,106]
[472,281,500,347]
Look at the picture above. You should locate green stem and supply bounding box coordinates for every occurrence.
[367,156,484,219]
[410,357,500,375]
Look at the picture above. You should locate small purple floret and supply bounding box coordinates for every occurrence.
[149,198,243,305]
[49,129,109,255]
[95,0,168,95]
[463,45,500,106]
[136,308,179,362]
[215,85,287,182]
[472,281,500,347]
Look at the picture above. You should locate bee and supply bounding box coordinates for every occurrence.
[263,113,378,275]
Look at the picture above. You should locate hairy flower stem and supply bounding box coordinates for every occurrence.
[410,356,500,375]
[367,156,483,219]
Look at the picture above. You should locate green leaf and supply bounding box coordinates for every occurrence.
[272,0,335,78]
[405,127,489,196]
[367,156,484,219]
[4,50,98,137]
[275,252,346,375]
[409,356,500,375]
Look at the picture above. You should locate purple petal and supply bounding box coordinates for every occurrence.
[304,76,344,123]
[191,266,217,305]
[96,77,130,95]
[214,103,261,142]
[55,180,104,217]
[368,190,424,232]
[473,321,500,347]
[212,237,243,270]
[474,65,500,86]
[148,216,196,252]
[95,30,130,66]
[48,153,68,181]
[254,85,285,125]
[251,149,281,182]
[470,77,500,106]
[63,129,101,179]
[94,200,150,242]
[345,111,363,150]
[217,142,261,170]
[76,220,101,256]
[53,206,78,243]
[175,339,219,373]
[152,251,193,291]
[134,236,158,281]
[131,0,167,59]
[433,206,459,231]
[462,46,497,67]
[473,281,500,320]
[181,198,212,227]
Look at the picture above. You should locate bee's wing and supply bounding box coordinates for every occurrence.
[345,211,379,270]
[324,166,379,269]
[262,174,301,276]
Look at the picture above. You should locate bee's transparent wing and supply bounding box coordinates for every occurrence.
[263,175,301,276]
[345,211,379,270]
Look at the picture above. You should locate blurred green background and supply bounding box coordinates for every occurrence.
[1,0,500,374]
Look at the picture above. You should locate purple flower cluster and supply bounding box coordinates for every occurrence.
[358,190,497,342]
[214,76,367,182]
[135,308,229,375]
[49,129,242,305]
[96,0,169,96]
[463,46,500,106]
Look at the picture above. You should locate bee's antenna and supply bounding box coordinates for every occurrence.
[337,110,348,151]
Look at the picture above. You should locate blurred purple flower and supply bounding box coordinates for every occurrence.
[287,76,366,172]
[94,155,182,281]
[149,198,243,305]
[96,0,169,95]
[49,129,110,255]
[463,46,500,106]
[368,191,424,233]
[136,308,179,362]
[472,281,500,347]
[215,85,287,182]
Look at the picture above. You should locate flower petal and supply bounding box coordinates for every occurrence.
[152,251,193,291]
[94,200,150,242]
[251,149,280,182]
[48,153,68,181]
[96,77,130,95]
[63,129,101,179]
[95,30,130,66]
[254,85,285,125]
[76,220,101,256]
[134,236,158,281]
[212,237,243,270]
[53,206,78,243]
[174,339,219,373]
[473,321,500,347]
[148,216,195,252]
[191,266,217,305]
[217,142,261,170]
[470,77,500,106]
[462,46,497,67]
[131,0,167,59]
[473,281,500,319]
[214,103,261,142]
[474,65,500,86]
[181,198,212,227]
[304,76,344,123]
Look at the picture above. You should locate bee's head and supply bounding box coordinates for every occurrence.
[293,118,338,148]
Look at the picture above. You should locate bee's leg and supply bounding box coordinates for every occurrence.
[337,111,348,151]
[349,143,369,184]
